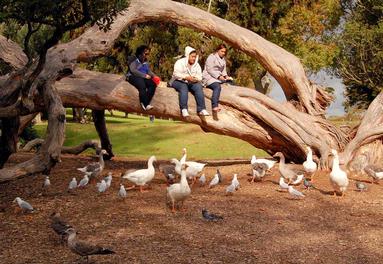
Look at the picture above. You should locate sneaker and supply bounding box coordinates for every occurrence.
[145,104,154,111]
[140,103,146,111]
[198,109,210,116]
[181,109,190,117]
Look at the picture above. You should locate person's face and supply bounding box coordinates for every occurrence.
[141,49,150,61]
[188,52,197,65]
[217,48,227,58]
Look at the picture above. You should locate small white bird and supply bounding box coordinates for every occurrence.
[14,197,34,213]
[288,186,305,198]
[43,176,51,188]
[209,173,220,188]
[68,177,77,191]
[226,183,236,195]
[199,174,206,186]
[279,177,289,190]
[78,175,89,188]
[97,179,107,193]
[231,174,240,190]
[291,174,304,185]
[118,184,127,198]
[104,172,113,189]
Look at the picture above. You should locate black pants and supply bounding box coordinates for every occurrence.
[128,75,157,107]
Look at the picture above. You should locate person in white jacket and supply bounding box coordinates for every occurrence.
[169,46,209,117]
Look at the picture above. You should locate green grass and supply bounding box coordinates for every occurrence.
[34,110,265,159]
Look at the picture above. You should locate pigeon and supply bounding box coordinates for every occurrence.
[288,186,305,198]
[97,180,107,193]
[199,174,206,186]
[231,174,240,190]
[202,209,223,221]
[364,165,383,183]
[217,169,223,183]
[78,175,89,188]
[225,183,236,195]
[118,184,127,198]
[50,212,73,242]
[43,176,51,188]
[13,197,34,213]
[355,181,367,192]
[303,178,316,190]
[68,177,77,192]
[104,172,113,189]
[65,228,115,262]
[209,173,220,188]
[251,163,268,182]
[291,174,304,185]
[279,177,289,190]
[77,149,108,180]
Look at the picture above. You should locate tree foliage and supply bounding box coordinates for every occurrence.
[334,0,383,109]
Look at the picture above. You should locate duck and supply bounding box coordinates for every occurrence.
[273,152,304,184]
[171,158,206,185]
[166,164,191,213]
[251,163,268,182]
[122,156,156,192]
[251,155,276,171]
[303,147,317,181]
[77,149,108,180]
[329,149,349,196]
[364,165,383,183]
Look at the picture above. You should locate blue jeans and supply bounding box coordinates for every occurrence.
[206,82,222,108]
[171,80,206,112]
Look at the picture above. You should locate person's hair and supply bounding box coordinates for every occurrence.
[135,45,149,57]
[215,43,227,52]
[189,50,197,55]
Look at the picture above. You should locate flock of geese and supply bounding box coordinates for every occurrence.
[12,146,383,262]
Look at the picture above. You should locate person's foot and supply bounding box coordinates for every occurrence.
[198,109,210,116]
[145,104,154,110]
[140,103,146,111]
[212,106,221,112]
[181,109,190,117]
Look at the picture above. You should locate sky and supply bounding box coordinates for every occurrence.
[268,70,346,116]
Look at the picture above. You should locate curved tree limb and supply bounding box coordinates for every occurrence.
[0,35,28,70]
[59,0,328,115]
[55,69,346,166]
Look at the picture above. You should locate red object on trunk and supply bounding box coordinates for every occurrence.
[152,76,161,86]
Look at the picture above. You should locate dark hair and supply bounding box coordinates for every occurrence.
[189,50,197,55]
[135,45,149,57]
[215,43,227,52]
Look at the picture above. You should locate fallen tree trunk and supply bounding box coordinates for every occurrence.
[20,138,101,154]
[55,69,346,167]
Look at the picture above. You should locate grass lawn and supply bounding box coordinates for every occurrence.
[34,110,265,159]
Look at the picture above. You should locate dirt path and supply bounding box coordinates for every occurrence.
[1,153,382,264]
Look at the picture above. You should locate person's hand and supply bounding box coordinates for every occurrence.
[145,74,151,79]
[218,76,226,81]
[185,76,195,82]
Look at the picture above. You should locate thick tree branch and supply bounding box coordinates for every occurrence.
[0,35,28,70]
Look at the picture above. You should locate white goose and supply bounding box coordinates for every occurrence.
[122,156,156,193]
[251,155,276,171]
[329,149,349,196]
[303,147,317,182]
[167,164,191,213]
[171,149,206,184]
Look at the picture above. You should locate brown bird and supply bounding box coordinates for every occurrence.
[65,228,115,263]
[50,212,72,243]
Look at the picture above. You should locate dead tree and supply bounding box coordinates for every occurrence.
[0,0,381,182]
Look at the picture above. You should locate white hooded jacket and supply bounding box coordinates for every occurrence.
[169,46,202,86]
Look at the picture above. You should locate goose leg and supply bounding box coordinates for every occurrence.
[171,201,176,213]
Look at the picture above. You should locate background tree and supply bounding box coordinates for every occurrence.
[334,0,383,110]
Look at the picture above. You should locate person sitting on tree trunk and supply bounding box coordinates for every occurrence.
[202,43,234,112]
[126,45,161,111]
[169,46,209,118]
